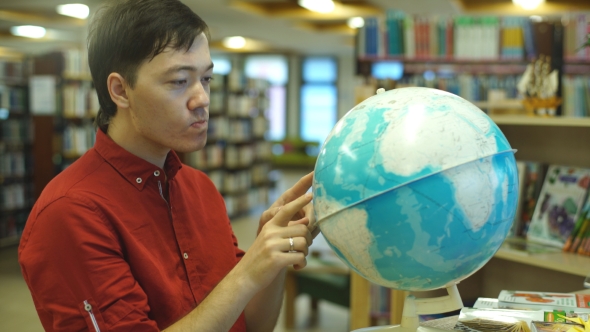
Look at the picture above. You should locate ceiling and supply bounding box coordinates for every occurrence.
[0,0,588,58]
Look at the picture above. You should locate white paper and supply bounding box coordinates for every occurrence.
[30,75,56,115]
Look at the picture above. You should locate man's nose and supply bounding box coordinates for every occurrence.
[188,82,210,111]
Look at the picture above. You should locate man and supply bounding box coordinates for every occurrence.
[19,0,316,331]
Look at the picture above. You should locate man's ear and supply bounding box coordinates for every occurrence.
[107,73,130,109]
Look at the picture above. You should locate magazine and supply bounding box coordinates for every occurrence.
[498,290,590,313]
[527,165,590,248]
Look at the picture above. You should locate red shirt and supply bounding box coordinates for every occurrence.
[19,129,246,331]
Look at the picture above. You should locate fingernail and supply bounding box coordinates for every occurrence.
[306,193,313,199]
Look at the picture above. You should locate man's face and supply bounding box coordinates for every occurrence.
[125,32,212,155]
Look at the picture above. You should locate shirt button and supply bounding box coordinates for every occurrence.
[136,178,142,184]
[183,252,189,259]
[154,170,160,176]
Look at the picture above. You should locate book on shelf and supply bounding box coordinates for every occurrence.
[497,291,590,313]
[520,162,549,237]
[563,195,590,253]
[510,161,528,237]
[527,165,590,248]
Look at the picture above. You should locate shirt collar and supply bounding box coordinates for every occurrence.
[94,129,183,190]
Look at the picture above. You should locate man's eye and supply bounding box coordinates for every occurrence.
[202,76,213,83]
[171,79,187,86]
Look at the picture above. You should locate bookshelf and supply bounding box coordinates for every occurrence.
[184,72,272,218]
[30,51,98,196]
[352,12,590,322]
[0,57,33,247]
[357,12,590,118]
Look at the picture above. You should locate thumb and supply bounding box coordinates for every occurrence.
[269,193,313,227]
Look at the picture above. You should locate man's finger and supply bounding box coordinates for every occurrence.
[272,172,313,208]
[270,193,313,227]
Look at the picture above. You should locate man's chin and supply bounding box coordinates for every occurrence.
[175,140,207,154]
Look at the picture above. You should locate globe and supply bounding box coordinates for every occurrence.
[313,87,518,293]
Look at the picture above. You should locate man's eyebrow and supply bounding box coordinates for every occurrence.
[162,62,214,75]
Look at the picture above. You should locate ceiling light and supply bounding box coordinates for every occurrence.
[56,4,90,19]
[298,0,335,14]
[223,36,246,49]
[512,0,545,10]
[10,25,46,39]
[347,17,365,29]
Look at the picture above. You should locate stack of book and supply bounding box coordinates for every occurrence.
[456,290,590,331]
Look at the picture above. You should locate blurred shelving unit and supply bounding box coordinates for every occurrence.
[184,70,272,218]
[0,56,33,247]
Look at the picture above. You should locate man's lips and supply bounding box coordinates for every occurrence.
[191,119,208,128]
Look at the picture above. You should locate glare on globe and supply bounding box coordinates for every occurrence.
[313,87,518,293]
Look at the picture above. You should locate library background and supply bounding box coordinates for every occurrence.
[1,0,590,331]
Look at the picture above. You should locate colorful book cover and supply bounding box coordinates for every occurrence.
[563,198,590,252]
[520,162,547,237]
[532,321,585,332]
[404,16,415,58]
[498,291,590,313]
[527,165,590,248]
[509,161,527,237]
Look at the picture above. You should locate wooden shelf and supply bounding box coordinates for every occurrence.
[495,246,590,278]
[490,115,590,127]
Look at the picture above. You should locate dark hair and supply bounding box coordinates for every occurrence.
[88,0,210,132]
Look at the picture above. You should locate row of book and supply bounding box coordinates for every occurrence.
[454,290,590,331]
[223,186,269,218]
[393,74,590,118]
[227,93,269,118]
[62,83,99,118]
[185,141,271,171]
[563,76,590,118]
[396,74,521,103]
[62,124,96,158]
[359,12,589,61]
[207,117,268,142]
[216,168,268,195]
[0,60,25,82]
[0,119,32,143]
[0,85,26,112]
[0,151,27,177]
[61,48,91,77]
[1,183,28,210]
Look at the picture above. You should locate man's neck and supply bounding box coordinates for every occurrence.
[105,121,168,169]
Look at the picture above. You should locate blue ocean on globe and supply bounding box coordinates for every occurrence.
[313,87,518,291]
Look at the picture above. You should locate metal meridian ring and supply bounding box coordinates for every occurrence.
[289,237,294,252]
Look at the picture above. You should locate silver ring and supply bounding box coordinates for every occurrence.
[289,237,295,252]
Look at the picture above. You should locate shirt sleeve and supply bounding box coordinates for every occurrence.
[19,196,161,332]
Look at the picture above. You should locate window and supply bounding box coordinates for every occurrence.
[244,55,288,141]
[211,56,231,75]
[300,56,337,145]
[371,61,404,80]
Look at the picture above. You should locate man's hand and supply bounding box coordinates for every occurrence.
[258,172,319,239]
[237,193,313,291]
